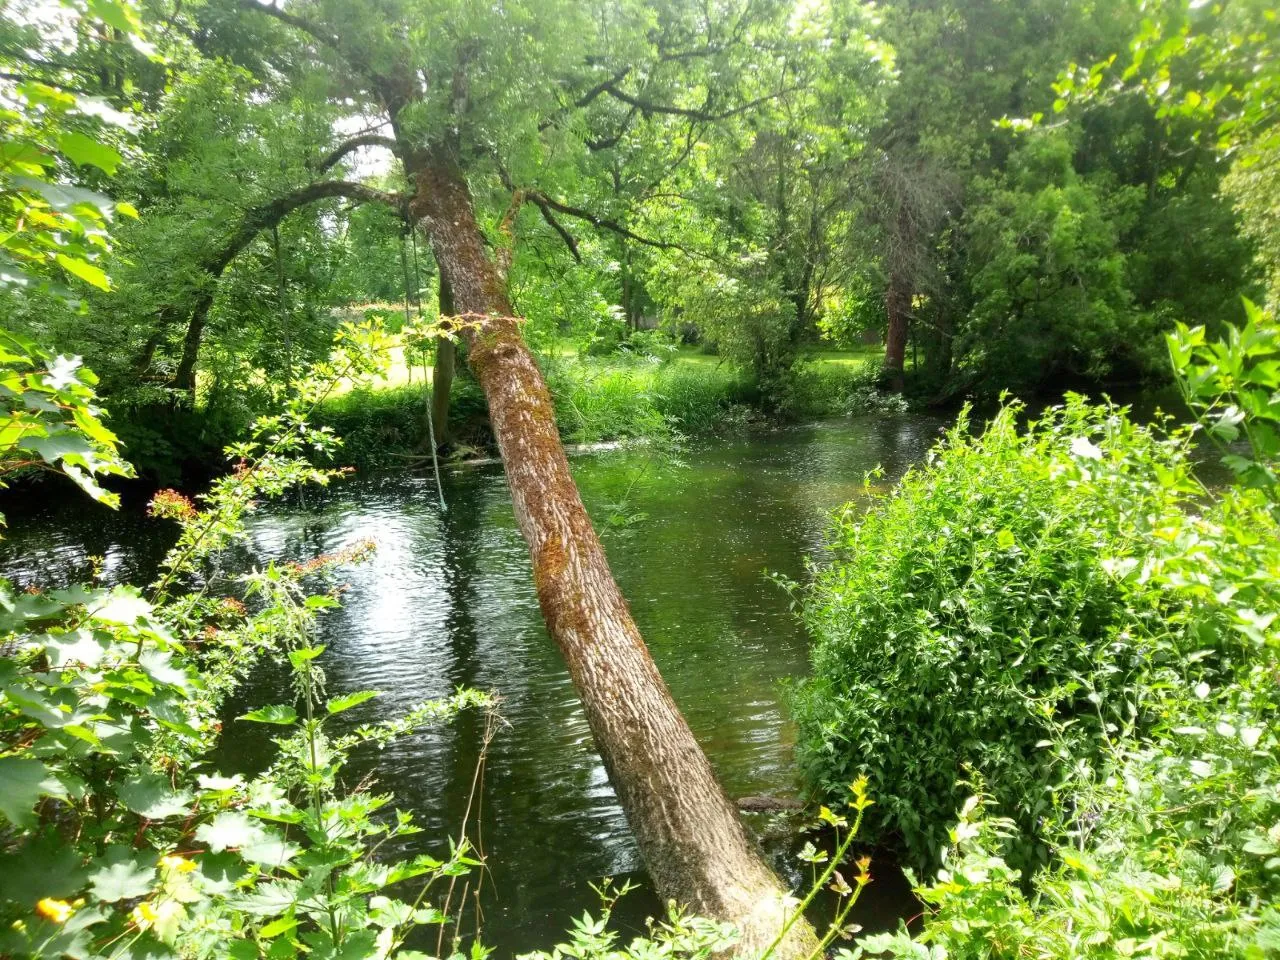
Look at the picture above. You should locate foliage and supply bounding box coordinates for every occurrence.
[1169,298,1280,496]
[0,334,493,959]
[0,0,146,301]
[818,309,1280,959]
[0,329,133,506]
[792,397,1224,873]
[959,132,1154,391]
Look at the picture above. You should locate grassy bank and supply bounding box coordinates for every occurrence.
[314,345,888,469]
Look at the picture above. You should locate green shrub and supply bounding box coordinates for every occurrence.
[545,357,752,443]
[650,362,753,434]
[792,397,1223,873]
[777,358,882,419]
[854,480,1280,960]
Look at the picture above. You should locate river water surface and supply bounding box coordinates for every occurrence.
[2,414,948,954]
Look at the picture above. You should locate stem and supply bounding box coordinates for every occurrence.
[758,807,865,960]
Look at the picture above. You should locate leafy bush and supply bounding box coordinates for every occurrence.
[792,397,1223,872]
[825,308,1280,959]
[778,358,883,419]
[853,448,1280,960]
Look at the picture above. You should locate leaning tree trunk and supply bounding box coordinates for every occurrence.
[882,275,910,394]
[410,151,818,959]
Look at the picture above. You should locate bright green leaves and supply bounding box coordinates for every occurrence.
[0,0,147,303]
[56,132,123,175]
[53,253,111,291]
[88,847,157,901]
[1169,299,1280,496]
[118,775,193,820]
[240,705,299,725]
[0,330,135,508]
[326,690,377,715]
[0,757,65,828]
[196,812,263,853]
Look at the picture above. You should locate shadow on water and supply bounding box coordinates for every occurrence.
[0,414,951,954]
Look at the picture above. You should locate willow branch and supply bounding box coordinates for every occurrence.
[525,191,686,253]
[526,194,582,262]
[315,134,399,173]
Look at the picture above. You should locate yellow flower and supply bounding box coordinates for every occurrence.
[131,901,159,929]
[36,898,75,924]
[160,854,197,873]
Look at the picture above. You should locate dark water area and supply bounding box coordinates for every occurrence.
[2,414,950,953]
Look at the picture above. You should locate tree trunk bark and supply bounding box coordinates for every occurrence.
[409,151,817,959]
[882,276,910,393]
[431,274,456,448]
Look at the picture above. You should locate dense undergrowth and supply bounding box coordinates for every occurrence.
[799,305,1280,958]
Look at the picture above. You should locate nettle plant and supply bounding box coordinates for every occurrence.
[0,326,495,960]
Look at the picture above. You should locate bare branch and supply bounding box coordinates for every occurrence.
[525,191,688,254]
[539,68,633,132]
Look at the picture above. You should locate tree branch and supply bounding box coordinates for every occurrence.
[236,0,344,53]
[526,193,582,262]
[599,81,802,122]
[165,180,403,391]
[314,133,399,173]
[539,68,633,132]
[525,191,688,254]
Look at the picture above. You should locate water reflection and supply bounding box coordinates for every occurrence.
[0,414,948,954]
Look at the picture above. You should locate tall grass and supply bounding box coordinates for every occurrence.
[312,351,886,466]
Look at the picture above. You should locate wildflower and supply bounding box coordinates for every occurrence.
[36,898,74,923]
[160,855,196,873]
[131,902,159,928]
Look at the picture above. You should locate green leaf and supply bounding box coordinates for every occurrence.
[55,254,110,290]
[94,586,152,625]
[260,915,297,939]
[0,757,65,828]
[195,811,261,853]
[0,831,88,901]
[238,833,299,866]
[233,880,299,917]
[118,774,193,820]
[57,131,122,174]
[238,704,298,725]
[287,646,325,669]
[88,846,157,901]
[326,690,378,715]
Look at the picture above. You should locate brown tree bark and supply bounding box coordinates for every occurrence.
[882,275,910,394]
[409,149,818,958]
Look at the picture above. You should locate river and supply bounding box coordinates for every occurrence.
[1,414,949,954]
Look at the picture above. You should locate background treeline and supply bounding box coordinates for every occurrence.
[1,0,1272,482]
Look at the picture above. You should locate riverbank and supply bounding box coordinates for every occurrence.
[312,345,893,469]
